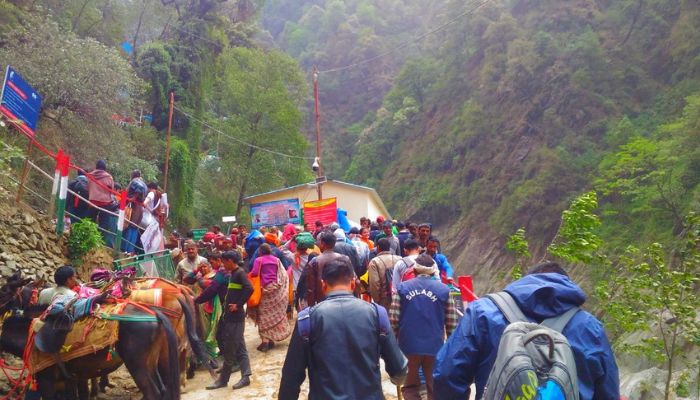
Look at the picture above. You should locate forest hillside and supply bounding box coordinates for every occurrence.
[259,0,699,283]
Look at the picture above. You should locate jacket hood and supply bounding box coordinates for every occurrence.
[504,273,586,320]
[246,229,263,241]
[333,228,346,241]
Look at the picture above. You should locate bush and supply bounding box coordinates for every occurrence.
[68,219,105,260]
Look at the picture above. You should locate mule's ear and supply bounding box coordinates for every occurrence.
[33,278,46,288]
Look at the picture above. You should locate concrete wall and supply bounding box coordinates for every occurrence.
[247,182,387,223]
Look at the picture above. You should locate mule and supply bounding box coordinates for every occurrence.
[0,280,181,400]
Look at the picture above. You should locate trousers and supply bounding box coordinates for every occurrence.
[215,317,251,381]
[402,355,435,400]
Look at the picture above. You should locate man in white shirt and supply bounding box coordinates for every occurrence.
[176,242,208,284]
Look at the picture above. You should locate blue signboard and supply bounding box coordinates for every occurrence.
[0,66,42,138]
[250,198,302,229]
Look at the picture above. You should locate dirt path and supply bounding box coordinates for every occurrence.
[101,319,401,399]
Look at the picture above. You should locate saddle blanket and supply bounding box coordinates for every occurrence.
[29,304,122,374]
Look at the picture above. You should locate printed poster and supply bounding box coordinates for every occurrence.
[249,198,302,229]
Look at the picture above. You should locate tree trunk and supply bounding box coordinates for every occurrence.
[72,0,93,32]
[132,0,148,59]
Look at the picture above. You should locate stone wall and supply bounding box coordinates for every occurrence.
[0,201,68,284]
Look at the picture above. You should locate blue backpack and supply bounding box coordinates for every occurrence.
[297,302,390,343]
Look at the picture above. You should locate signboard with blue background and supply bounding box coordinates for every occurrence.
[1,66,42,138]
[250,198,302,229]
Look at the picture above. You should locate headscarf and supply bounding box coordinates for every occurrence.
[265,232,281,247]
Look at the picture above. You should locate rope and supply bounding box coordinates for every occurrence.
[173,106,315,160]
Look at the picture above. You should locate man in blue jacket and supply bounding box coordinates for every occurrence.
[433,262,620,400]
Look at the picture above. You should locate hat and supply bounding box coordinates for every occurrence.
[222,251,243,265]
[333,228,346,241]
[349,227,360,235]
[376,215,385,223]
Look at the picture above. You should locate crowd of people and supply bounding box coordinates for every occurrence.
[66,159,168,254]
[163,215,619,400]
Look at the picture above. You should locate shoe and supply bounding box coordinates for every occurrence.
[257,342,270,352]
[216,365,240,374]
[206,378,229,390]
[231,376,250,390]
[267,342,275,350]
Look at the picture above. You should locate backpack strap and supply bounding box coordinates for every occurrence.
[485,291,529,324]
[297,306,314,343]
[371,303,390,337]
[541,306,580,333]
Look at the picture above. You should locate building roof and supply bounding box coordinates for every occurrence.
[244,179,391,219]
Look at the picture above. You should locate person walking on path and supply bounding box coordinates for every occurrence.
[425,237,454,282]
[196,251,254,391]
[185,252,222,358]
[278,258,408,399]
[87,159,117,246]
[368,238,402,310]
[392,239,439,290]
[248,244,292,352]
[390,254,458,400]
[302,232,353,308]
[432,262,620,399]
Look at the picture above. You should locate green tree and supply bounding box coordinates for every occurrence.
[505,227,531,280]
[598,214,700,400]
[200,47,310,221]
[546,191,603,264]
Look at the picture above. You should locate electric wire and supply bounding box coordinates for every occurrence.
[318,0,491,74]
[173,105,315,160]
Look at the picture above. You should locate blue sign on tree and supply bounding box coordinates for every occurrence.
[0,66,42,138]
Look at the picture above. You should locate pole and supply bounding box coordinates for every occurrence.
[15,138,34,204]
[114,190,127,256]
[163,91,174,192]
[313,66,323,200]
[55,155,70,235]
[48,149,65,216]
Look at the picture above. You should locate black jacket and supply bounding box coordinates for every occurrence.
[278,291,408,400]
[194,267,252,322]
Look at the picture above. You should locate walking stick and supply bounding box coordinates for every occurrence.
[396,384,402,400]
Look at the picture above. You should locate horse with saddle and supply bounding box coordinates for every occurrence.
[0,270,215,400]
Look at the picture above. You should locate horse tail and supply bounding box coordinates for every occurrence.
[153,308,180,400]
[176,297,213,370]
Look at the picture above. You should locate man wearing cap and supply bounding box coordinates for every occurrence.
[195,251,253,390]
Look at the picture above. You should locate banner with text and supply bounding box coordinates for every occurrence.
[303,197,337,226]
[1,66,42,138]
[250,198,301,229]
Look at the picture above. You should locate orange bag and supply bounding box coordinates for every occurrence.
[247,272,262,307]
